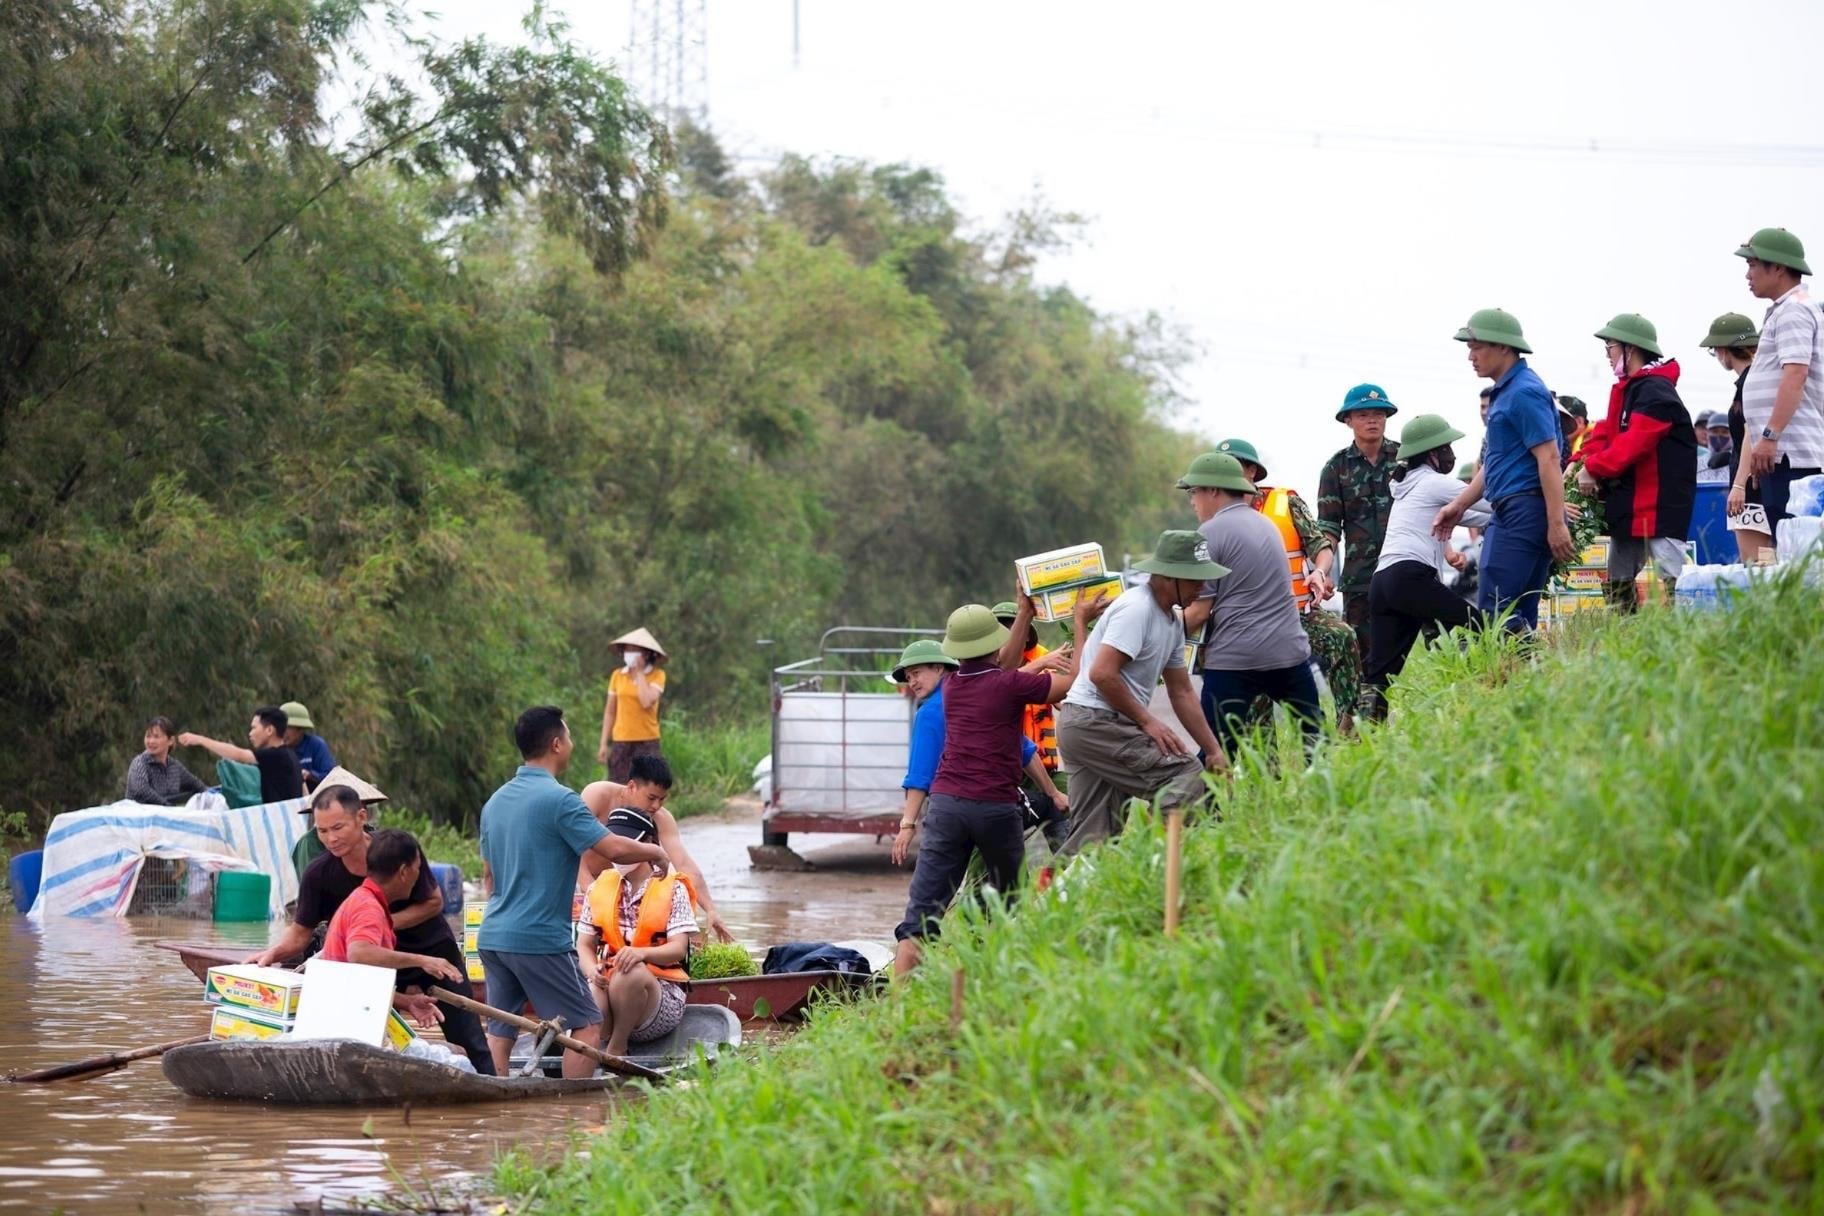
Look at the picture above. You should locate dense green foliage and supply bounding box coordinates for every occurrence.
[0,2,1196,827]
[503,581,1824,1213]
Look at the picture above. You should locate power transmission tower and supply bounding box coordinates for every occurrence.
[627,0,708,125]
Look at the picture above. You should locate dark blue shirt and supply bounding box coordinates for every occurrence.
[1482,358,1565,501]
[903,682,1036,794]
[293,733,337,784]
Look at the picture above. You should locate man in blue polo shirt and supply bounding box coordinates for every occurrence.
[478,705,669,1077]
[1434,308,1572,630]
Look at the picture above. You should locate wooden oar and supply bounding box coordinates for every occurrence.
[8,1034,211,1084]
[426,986,662,1081]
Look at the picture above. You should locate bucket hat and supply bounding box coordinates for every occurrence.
[1396,414,1466,462]
[941,605,1011,660]
[1214,438,1266,481]
[610,626,668,660]
[279,701,316,732]
[1175,451,1258,493]
[1453,308,1533,354]
[1335,383,1399,422]
[890,638,959,683]
[1698,312,1760,349]
[1594,313,1662,358]
[1131,530,1231,583]
[1734,227,1810,275]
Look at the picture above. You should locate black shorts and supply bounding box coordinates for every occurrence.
[476,948,601,1038]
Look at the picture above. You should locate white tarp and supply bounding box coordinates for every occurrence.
[773,691,912,812]
[28,797,308,920]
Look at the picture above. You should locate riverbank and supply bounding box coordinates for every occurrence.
[505,575,1824,1212]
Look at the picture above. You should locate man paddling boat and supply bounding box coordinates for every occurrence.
[316,827,459,1034]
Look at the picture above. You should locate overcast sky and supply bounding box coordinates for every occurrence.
[401,0,1824,492]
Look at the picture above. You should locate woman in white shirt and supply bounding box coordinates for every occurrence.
[1362,415,1493,720]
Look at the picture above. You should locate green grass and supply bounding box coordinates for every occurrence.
[655,714,769,818]
[500,572,1824,1213]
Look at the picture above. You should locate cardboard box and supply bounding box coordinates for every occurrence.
[209,1003,294,1043]
[384,1007,418,1051]
[1016,543,1109,595]
[463,901,488,929]
[204,964,306,1018]
[1031,577,1124,623]
[463,927,480,953]
[465,953,485,982]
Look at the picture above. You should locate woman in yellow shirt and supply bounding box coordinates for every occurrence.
[597,627,669,781]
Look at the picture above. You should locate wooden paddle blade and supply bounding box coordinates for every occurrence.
[7,1034,211,1084]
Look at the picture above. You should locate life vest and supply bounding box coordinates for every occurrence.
[1257,487,1311,609]
[583,870,694,983]
[1021,645,1060,770]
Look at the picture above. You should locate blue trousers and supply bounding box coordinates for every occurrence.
[1200,661,1323,761]
[1476,493,1552,631]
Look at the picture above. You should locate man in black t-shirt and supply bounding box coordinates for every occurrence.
[247,784,493,1073]
[178,705,303,804]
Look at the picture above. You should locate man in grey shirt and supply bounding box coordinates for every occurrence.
[1055,530,1229,856]
[1179,452,1325,760]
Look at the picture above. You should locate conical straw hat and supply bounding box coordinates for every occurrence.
[610,626,668,658]
[305,766,387,809]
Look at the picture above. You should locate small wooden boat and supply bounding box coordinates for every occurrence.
[161,1006,741,1105]
[157,940,879,1022]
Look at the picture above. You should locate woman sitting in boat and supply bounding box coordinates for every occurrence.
[577,808,699,1058]
[578,754,734,943]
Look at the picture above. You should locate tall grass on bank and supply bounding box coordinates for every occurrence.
[502,574,1824,1213]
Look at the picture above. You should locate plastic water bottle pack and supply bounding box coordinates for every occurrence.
[1787,474,1824,519]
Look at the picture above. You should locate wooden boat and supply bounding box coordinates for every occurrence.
[161,1006,741,1105]
[157,940,879,1022]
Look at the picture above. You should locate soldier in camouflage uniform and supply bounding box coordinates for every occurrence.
[1213,438,1361,726]
[1316,383,1403,666]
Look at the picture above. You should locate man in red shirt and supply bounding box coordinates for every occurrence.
[891,589,1109,976]
[319,829,461,1028]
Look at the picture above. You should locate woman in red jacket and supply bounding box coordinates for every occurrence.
[1577,314,1698,610]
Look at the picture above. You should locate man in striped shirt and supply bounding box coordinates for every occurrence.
[1736,227,1824,527]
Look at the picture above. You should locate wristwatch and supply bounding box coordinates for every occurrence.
[1762,425,1781,441]
[899,820,916,831]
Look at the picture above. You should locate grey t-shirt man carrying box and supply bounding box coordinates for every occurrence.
[1055,531,1228,856]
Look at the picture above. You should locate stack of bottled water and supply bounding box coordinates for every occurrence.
[1678,475,1824,609]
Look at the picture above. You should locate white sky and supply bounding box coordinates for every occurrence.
[398,0,1824,493]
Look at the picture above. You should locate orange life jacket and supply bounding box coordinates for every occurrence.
[1021,645,1060,770]
[583,870,693,983]
[1257,486,1311,609]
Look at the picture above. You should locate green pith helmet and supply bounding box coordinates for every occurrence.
[1594,313,1663,358]
[1175,450,1258,493]
[940,604,1011,660]
[1453,307,1533,354]
[890,638,959,683]
[1396,414,1467,462]
[1335,382,1399,423]
[1214,437,1266,481]
[279,701,315,732]
[1734,227,1811,275]
[1456,461,1476,482]
[989,601,1019,622]
[1699,312,1760,349]
[1131,530,1231,583]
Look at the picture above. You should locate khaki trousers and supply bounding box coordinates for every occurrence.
[1054,704,1209,857]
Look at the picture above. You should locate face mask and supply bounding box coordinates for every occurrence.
[623,651,640,669]
[1611,352,1627,380]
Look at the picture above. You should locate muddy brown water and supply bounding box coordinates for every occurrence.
[0,805,905,1213]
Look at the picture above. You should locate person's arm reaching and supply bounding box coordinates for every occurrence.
[1162,666,1226,772]
[177,732,255,765]
[1085,641,1186,759]
[996,594,1036,671]
[346,938,464,982]
[656,809,732,943]
[587,832,668,870]
[1433,467,1488,539]
[246,921,314,966]
[390,889,443,932]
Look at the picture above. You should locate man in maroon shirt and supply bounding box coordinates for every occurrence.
[892,589,1109,975]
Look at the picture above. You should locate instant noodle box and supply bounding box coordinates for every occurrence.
[463,901,487,929]
[204,964,306,1018]
[1030,577,1123,624]
[1015,543,1109,595]
[209,1003,293,1043]
[384,1007,417,1050]
[465,954,485,982]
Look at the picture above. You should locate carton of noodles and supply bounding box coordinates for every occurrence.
[463,902,487,929]
[209,1003,293,1042]
[1031,577,1123,624]
[384,1007,418,1051]
[1015,543,1108,595]
[204,964,306,1018]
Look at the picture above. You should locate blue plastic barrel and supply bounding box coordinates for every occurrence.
[9,850,43,913]
[429,862,462,913]
[1691,481,1735,564]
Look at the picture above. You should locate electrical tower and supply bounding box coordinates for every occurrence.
[627,0,709,125]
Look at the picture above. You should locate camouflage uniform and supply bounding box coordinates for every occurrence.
[1249,487,1360,718]
[1316,439,1402,662]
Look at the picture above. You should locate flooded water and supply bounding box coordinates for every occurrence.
[0,803,905,1213]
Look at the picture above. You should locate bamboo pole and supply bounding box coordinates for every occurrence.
[8,1034,211,1084]
[1164,808,1184,937]
[427,986,662,1081]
